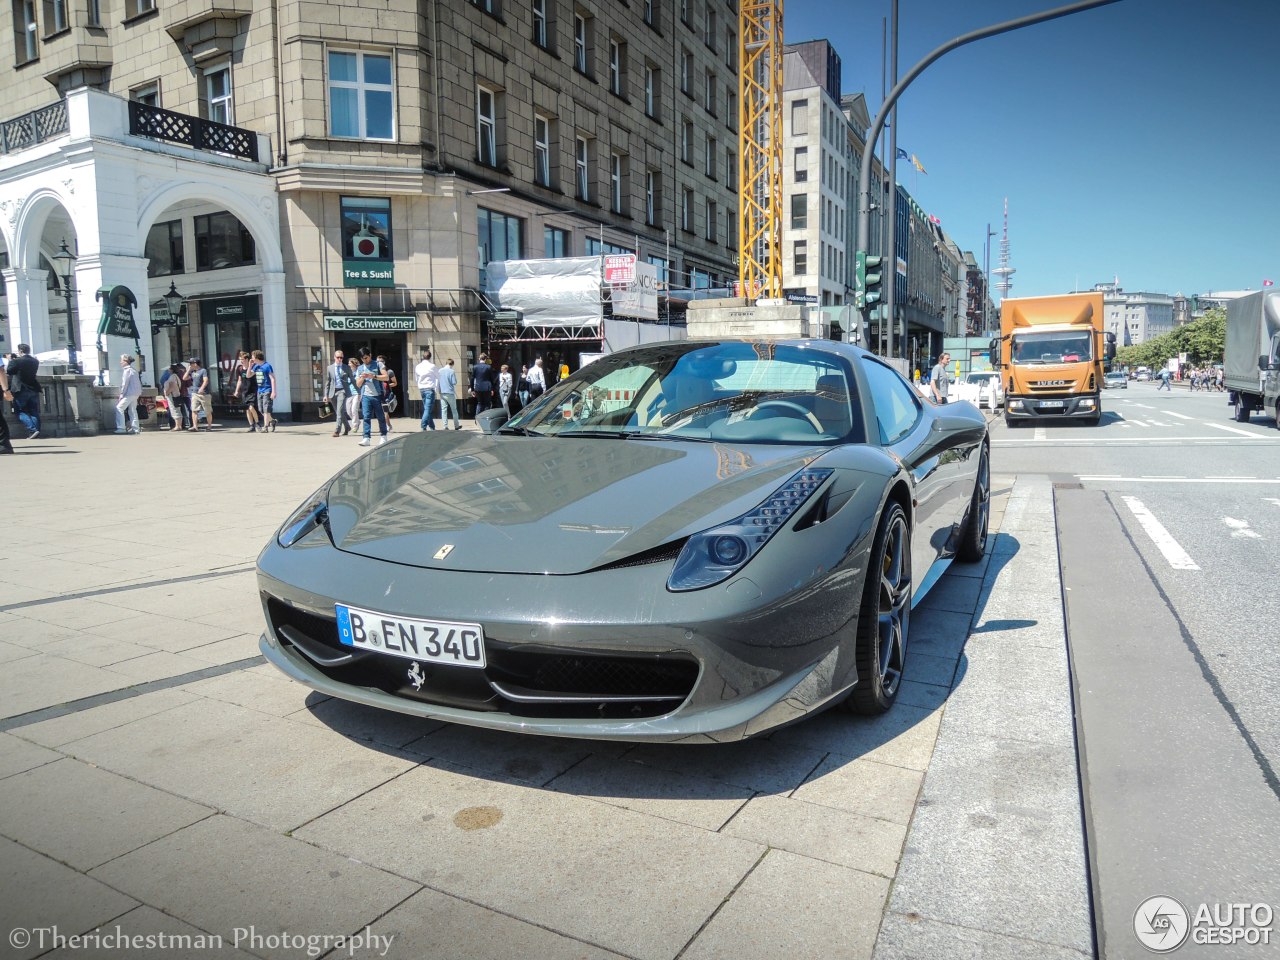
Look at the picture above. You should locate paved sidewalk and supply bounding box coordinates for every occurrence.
[0,423,1085,960]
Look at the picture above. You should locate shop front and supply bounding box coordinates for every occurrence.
[196,295,263,407]
[324,314,416,411]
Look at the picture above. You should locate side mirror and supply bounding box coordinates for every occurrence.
[988,337,1000,369]
[1260,355,1273,371]
[476,407,510,435]
[1105,331,1117,362]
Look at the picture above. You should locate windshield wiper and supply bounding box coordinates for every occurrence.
[497,425,541,436]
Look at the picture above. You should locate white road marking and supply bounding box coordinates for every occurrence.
[1223,517,1261,539]
[1078,476,1280,484]
[1033,426,1047,442]
[1166,411,1196,420]
[1202,421,1265,438]
[1122,496,1200,570]
[1266,498,1280,507]
[1206,476,1257,480]
[1141,475,1186,479]
[1133,404,1155,409]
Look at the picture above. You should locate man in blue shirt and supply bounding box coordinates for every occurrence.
[356,347,390,446]
[251,349,278,432]
[437,358,462,430]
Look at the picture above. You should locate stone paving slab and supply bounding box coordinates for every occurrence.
[0,757,213,871]
[89,814,420,960]
[13,688,197,748]
[875,913,1090,960]
[294,760,765,960]
[0,731,62,779]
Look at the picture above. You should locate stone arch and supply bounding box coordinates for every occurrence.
[11,187,83,272]
[136,179,282,273]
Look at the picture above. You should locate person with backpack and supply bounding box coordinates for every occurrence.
[355,347,390,446]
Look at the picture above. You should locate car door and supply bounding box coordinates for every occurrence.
[859,357,955,587]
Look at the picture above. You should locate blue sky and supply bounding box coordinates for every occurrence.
[783,0,1278,300]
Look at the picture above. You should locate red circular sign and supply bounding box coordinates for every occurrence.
[356,238,377,256]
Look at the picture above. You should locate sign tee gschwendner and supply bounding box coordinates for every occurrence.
[323,316,417,332]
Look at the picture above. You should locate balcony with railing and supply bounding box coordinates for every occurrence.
[0,88,268,168]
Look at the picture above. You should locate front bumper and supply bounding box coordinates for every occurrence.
[256,519,869,742]
[1004,395,1100,419]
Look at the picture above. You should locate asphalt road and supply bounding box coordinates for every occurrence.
[992,383,1280,958]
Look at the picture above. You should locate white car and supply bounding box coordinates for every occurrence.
[954,371,1004,410]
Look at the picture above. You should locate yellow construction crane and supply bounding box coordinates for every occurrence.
[737,0,783,301]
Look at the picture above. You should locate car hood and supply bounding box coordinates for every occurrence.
[323,432,830,574]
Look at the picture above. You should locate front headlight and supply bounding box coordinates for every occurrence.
[667,467,832,591]
[277,489,330,548]
[1009,400,1024,410]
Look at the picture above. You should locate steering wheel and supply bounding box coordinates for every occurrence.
[749,399,822,433]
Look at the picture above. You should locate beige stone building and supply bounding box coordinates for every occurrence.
[1,0,739,417]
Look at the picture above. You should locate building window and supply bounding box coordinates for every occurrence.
[532,0,547,47]
[648,255,669,288]
[205,64,233,125]
[794,145,807,182]
[476,84,498,166]
[14,0,37,63]
[478,208,524,286]
[645,170,659,226]
[704,69,716,115]
[644,64,658,118]
[86,0,101,26]
[705,135,716,178]
[681,117,693,163]
[704,198,716,242]
[145,220,184,277]
[790,194,807,229]
[643,0,654,27]
[704,6,715,49]
[726,29,736,69]
[610,152,624,213]
[585,238,631,256]
[471,0,497,13]
[573,13,589,74]
[681,188,693,232]
[130,82,160,107]
[544,226,569,257]
[726,149,736,189]
[725,84,736,130]
[340,196,393,265]
[42,0,67,34]
[680,48,692,94]
[679,0,688,25]
[790,98,808,136]
[534,114,553,187]
[608,38,624,95]
[125,0,155,17]
[575,136,590,200]
[328,50,395,140]
[194,212,256,271]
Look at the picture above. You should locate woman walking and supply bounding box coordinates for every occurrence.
[232,351,261,432]
[498,363,514,413]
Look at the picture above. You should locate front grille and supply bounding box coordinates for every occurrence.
[264,594,698,720]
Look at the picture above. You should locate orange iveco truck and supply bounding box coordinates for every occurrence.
[990,292,1116,426]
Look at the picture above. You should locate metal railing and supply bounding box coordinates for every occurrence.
[127,100,259,162]
[0,101,69,155]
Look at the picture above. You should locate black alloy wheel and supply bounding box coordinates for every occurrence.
[957,444,991,563]
[847,502,910,715]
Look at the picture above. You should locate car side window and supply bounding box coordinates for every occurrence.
[862,358,922,445]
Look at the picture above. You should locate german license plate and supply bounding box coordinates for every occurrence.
[335,604,486,668]
[1039,400,1064,409]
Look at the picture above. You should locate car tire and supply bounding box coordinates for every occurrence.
[1235,398,1250,423]
[956,445,990,563]
[846,501,910,715]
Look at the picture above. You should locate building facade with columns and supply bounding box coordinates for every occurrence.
[1,0,738,415]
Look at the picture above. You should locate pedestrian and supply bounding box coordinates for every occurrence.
[6,343,41,439]
[252,349,278,432]
[1157,368,1171,391]
[163,363,184,433]
[414,348,439,431]
[517,363,531,408]
[438,358,462,429]
[345,357,361,431]
[355,347,390,446]
[323,349,355,437]
[377,354,399,432]
[930,352,953,405]
[115,354,142,434]
[188,357,214,432]
[0,363,14,454]
[471,352,494,415]
[232,350,261,432]
[498,363,514,412]
[527,357,547,399]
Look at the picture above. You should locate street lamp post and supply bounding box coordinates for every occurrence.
[53,238,79,374]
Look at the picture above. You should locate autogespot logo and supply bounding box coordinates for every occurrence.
[1135,896,1191,952]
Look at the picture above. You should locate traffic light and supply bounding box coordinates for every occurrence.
[855,251,883,310]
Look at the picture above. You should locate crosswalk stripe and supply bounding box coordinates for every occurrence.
[1122,496,1200,570]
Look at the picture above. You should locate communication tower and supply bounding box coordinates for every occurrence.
[992,197,1016,300]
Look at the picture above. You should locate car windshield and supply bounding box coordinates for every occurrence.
[1011,330,1093,364]
[505,341,865,445]
[965,373,995,384]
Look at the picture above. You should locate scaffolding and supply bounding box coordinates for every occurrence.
[737,0,784,301]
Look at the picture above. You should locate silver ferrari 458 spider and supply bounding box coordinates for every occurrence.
[258,339,990,742]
